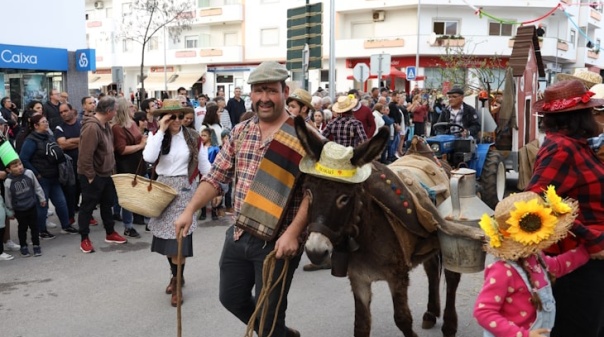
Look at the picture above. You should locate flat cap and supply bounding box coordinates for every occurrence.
[447,87,464,95]
[248,61,289,85]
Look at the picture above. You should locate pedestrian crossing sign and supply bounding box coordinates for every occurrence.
[406,66,416,81]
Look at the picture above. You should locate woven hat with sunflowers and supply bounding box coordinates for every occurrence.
[478,186,578,260]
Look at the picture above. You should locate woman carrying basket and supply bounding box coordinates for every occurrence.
[142,99,211,307]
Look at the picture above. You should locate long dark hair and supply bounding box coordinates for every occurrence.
[541,108,599,138]
[204,105,221,126]
[160,126,180,155]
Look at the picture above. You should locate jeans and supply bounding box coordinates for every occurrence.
[219,225,301,337]
[37,177,70,231]
[15,207,39,247]
[78,175,116,238]
[113,197,133,229]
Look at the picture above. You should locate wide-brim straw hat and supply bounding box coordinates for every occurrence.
[286,88,313,111]
[589,83,604,111]
[532,79,604,113]
[556,69,602,89]
[481,191,579,260]
[299,141,371,184]
[152,99,194,116]
[331,95,359,113]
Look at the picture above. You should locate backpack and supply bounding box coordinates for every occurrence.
[58,154,75,186]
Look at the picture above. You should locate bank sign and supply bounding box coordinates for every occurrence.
[0,44,68,71]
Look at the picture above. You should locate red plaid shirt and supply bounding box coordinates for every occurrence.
[202,116,305,240]
[322,114,368,147]
[525,132,604,254]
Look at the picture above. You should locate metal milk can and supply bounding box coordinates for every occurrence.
[437,168,493,273]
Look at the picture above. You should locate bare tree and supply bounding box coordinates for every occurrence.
[118,0,194,99]
[429,40,506,94]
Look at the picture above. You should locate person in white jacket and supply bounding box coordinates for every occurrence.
[142,99,210,307]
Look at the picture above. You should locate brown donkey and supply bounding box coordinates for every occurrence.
[295,116,468,337]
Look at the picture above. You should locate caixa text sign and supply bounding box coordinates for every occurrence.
[0,44,68,71]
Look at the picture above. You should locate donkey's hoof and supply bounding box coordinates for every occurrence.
[421,312,437,329]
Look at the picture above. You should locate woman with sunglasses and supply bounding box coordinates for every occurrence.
[142,99,210,307]
[111,98,147,238]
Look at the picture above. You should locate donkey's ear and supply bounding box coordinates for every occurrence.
[294,115,325,160]
[351,126,389,166]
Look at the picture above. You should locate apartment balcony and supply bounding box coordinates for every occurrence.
[198,45,243,64]
[578,6,603,29]
[193,4,243,26]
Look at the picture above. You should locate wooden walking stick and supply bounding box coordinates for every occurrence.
[176,227,184,337]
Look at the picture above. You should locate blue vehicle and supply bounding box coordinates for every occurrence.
[426,122,506,209]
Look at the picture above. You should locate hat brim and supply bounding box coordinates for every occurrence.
[484,199,578,260]
[556,73,600,89]
[286,97,314,111]
[532,97,604,113]
[299,155,371,184]
[331,99,359,113]
[152,107,194,117]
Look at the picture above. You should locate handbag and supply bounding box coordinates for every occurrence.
[111,160,177,218]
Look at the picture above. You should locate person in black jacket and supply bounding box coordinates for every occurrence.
[43,89,63,130]
[226,87,246,125]
[436,87,481,138]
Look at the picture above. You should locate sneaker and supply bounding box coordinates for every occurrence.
[80,238,94,253]
[46,221,58,228]
[89,218,98,226]
[0,252,14,261]
[5,239,20,251]
[105,232,127,244]
[61,226,79,234]
[39,231,56,240]
[20,246,31,257]
[47,209,55,217]
[124,228,141,238]
[33,246,42,257]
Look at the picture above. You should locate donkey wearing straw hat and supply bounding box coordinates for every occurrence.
[294,116,482,337]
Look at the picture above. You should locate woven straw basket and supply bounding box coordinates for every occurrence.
[112,173,178,218]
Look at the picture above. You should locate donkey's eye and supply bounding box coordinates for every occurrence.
[336,195,350,207]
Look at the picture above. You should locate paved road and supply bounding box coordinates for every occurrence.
[1,212,488,337]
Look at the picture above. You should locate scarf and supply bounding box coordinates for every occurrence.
[236,118,306,241]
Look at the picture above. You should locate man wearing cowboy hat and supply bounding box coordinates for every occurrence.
[322,94,368,148]
[175,61,307,337]
[286,88,313,120]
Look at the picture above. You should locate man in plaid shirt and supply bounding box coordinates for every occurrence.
[175,61,308,337]
[525,79,604,337]
[322,95,368,147]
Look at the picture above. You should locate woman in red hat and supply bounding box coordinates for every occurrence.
[525,79,604,337]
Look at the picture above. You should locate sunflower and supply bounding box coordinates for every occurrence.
[544,185,571,215]
[506,199,557,245]
[479,213,502,248]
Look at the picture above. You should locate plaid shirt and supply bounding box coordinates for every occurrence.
[525,132,604,254]
[322,114,368,147]
[202,116,305,240]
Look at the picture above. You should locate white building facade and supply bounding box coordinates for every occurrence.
[1,0,89,111]
[85,0,604,98]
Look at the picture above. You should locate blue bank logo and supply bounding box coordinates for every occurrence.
[0,44,68,71]
[76,49,96,71]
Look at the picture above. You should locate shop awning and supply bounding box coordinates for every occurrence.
[166,72,204,91]
[138,72,176,91]
[88,73,114,88]
[346,67,425,81]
